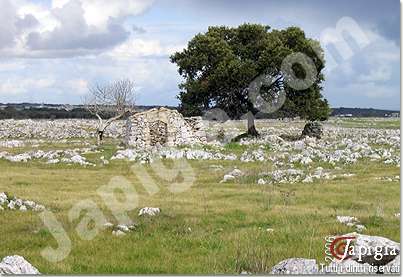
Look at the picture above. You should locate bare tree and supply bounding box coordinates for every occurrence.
[84,79,136,145]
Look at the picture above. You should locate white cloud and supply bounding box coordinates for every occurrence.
[344,82,396,99]
[67,79,88,95]
[357,65,392,83]
[108,38,184,58]
[0,0,154,58]
[0,78,55,96]
[51,0,70,9]
[81,0,154,29]
[52,0,154,29]
[18,1,61,33]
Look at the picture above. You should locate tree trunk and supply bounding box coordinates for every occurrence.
[246,112,259,137]
[97,130,104,145]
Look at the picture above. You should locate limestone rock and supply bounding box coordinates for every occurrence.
[0,255,40,274]
[301,122,323,139]
[228,168,244,177]
[116,225,130,232]
[112,230,126,237]
[0,192,45,212]
[325,259,373,274]
[139,207,161,216]
[337,216,359,225]
[271,258,318,274]
[220,174,236,183]
[344,233,400,266]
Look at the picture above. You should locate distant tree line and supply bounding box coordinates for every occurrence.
[0,107,94,119]
[331,107,399,117]
[0,105,397,120]
[0,105,177,120]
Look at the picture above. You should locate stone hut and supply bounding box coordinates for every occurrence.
[125,107,206,148]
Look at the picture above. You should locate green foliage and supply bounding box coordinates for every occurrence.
[171,24,330,121]
[224,142,247,152]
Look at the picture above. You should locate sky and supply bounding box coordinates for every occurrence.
[0,0,400,110]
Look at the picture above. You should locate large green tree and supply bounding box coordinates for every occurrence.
[170,24,330,136]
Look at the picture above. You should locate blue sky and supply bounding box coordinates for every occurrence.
[0,0,400,110]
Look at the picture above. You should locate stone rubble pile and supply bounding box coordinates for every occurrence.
[376,176,400,182]
[0,148,96,166]
[159,148,237,161]
[0,119,125,139]
[0,192,45,211]
[111,148,237,163]
[240,148,266,162]
[0,119,399,179]
[0,140,25,148]
[238,125,400,168]
[111,149,153,163]
[256,167,351,185]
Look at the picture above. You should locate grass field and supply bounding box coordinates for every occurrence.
[0,118,400,274]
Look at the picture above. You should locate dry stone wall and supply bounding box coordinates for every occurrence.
[125,108,206,148]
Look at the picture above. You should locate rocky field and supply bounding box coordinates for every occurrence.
[0,117,400,274]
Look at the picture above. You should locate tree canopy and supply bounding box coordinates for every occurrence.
[170,23,330,122]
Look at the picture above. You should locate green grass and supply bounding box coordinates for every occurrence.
[0,155,399,274]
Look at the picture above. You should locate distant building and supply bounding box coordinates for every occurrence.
[337,114,353,117]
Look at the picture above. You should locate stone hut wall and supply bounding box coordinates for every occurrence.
[125,108,206,148]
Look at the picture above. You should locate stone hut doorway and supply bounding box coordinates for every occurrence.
[149,119,168,146]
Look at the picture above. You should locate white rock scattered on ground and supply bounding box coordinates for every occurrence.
[337,216,359,225]
[220,174,236,183]
[337,216,367,233]
[228,168,244,177]
[105,222,137,236]
[139,207,161,216]
[116,225,130,232]
[112,230,126,237]
[0,192,45,212]
[220,168,244,183]
[270,258,318,274]
[257,178,267,185]
[103,222,114,228]
[355,224,366,233]
[0,255,40,274]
